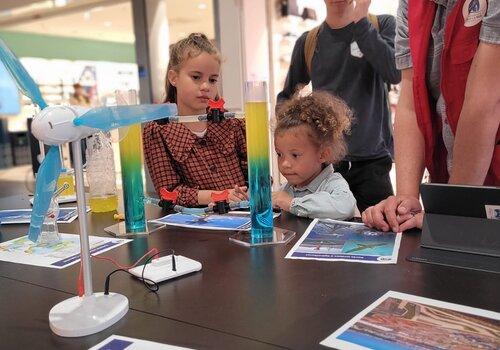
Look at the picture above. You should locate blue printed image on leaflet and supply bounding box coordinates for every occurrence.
[285,219,402,264]
[149,213,252,231]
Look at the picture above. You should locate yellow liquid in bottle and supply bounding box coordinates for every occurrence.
[57,172,75,197]
[90,195,118,213]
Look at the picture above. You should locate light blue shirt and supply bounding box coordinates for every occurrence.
[281,164,356,220]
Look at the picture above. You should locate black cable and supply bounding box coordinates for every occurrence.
[104,269,159,295]
[141,249,176,287]
[103,248,176,295]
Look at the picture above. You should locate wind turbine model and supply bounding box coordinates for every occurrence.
[0,39,178,337]
[0,39,295,336]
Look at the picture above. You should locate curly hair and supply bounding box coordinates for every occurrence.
[274,91,352,164]
[164,33,221,103]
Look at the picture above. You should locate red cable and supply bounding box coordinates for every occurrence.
[77,248,159,297]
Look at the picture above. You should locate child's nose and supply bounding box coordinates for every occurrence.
[200,81,210,91]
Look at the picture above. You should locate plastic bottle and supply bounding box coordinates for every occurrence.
[37,196,61,245]
[86,131,118,213]
[57,168,75,197]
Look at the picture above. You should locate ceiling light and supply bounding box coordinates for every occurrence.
[53,0,67,7]
[198,3,207,10]
[104,21,112,27]
[83,11,90,20]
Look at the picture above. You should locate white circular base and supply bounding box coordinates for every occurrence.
[49,292,128,337]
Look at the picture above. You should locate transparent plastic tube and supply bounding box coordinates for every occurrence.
[244,82,274,239]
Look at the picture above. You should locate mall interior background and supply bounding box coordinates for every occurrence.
[0,0,398,194]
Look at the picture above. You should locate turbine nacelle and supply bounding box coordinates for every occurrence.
[31,105,99,145]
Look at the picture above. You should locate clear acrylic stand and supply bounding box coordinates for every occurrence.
[230,227,296,247]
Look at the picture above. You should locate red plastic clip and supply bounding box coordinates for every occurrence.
[160,188,179,203]
[207,98,225,112]
[211,189,229,203]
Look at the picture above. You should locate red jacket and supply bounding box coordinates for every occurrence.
[408,0,499,185]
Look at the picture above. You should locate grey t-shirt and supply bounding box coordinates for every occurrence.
[395,0,500,171]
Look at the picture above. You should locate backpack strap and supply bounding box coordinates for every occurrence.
[367,13,379,31]
[304,25,321,77]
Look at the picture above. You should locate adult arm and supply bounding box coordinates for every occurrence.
[352,5,401,84]
[394,69,425,198]
[449,42,500,184]
[362,69,425,231]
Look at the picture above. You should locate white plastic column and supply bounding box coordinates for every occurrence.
[72,140,93,295]
[214,0,245,111]
[146,0,170,104]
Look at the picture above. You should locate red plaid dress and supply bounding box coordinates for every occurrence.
[143,119,248,206]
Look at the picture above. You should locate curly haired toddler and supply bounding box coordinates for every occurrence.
[272,91,356,219]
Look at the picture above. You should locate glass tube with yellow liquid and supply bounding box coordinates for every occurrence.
[119,123,146,232]
[244,81,274,240]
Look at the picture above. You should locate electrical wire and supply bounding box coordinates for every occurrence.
[77,247,159,297]
[104,249,176,295]
[104,268,158,295]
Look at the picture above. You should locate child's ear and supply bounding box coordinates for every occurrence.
[167,69,178,86]
[319,146,332,163]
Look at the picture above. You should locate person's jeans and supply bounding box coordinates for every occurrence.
[335,155,394,213]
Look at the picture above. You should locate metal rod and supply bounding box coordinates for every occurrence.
[171,112,244,123]
[53,182,70,198]
[71,140,93,296]
[38,140,46,159]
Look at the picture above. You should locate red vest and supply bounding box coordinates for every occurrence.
[408,0,500,185]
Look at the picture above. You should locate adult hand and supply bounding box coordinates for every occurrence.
[272,191,293,212]
[362,195,423,232]
[398,211,424,232]
[353,0,371,23]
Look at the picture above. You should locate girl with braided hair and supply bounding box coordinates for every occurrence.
[272,91,356,219]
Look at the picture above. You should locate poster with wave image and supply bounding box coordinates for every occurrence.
[321,291,500,350]
[285,219,401,264]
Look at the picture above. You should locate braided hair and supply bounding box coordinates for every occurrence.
[275,91,352,164]
[164,33,221,103]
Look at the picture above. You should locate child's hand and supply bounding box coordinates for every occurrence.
[228,185,248,202]
[272,191,292,212]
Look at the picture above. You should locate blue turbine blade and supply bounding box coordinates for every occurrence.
[73,104,178,131]
[0,39,47,109]
[28,146,61,242]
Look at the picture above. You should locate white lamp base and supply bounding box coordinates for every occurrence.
[49,292,128,337]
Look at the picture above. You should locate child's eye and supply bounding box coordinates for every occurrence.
[192,75,201,80]
[275,152,282,157]
[292,153,300,158]
[209,78,218,84]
